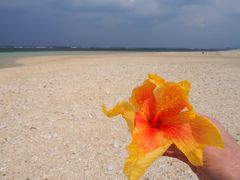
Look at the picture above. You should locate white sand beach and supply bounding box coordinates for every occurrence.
[0,51,240,179]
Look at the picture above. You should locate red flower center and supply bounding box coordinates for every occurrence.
[148,112,162,129]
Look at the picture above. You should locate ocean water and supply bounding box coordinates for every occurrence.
[0,51,121,69]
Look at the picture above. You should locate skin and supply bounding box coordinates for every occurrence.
[164,116,240,180]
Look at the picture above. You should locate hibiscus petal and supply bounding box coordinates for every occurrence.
[163,112,224,148]
[139,97,156,123]
[162,112,224,166]
[124,139,172,180]
[129,79,156,111]
[189,114,224,149]
[178,80,191,99]
[175,141,205,166]
[134,112,168,152]
[163,123,205,166]
[148,73,165,86]
[161,109,196,125]
[102,101,134,133]
[154,82,190,118]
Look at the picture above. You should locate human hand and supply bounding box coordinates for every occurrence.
[164,116,240,180]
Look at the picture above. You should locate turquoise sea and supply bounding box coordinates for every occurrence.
[0,51,122,69]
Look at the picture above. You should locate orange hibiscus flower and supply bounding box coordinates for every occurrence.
[102,74,224,180]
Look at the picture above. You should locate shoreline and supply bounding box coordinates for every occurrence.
[0,50,240,69]
[0,51,131,69]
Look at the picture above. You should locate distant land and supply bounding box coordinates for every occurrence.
[0,46,236,52]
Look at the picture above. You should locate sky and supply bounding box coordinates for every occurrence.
[0,0,240,48]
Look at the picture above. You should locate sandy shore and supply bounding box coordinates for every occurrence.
[0,51,240,179]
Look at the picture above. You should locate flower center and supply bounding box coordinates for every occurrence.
[149,113,161,128]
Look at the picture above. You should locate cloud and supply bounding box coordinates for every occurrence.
[51,2,130,14]
[161,0,210,6]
